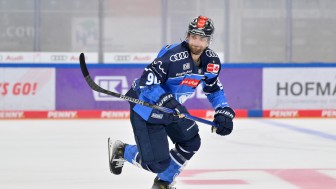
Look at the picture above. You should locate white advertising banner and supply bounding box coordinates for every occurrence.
[104,52,158,64]
[0,52,98,64]
[104,52,225,64]
[0,52,224,64]
[38,52,98,64]
[0,52,38,63]
[263,68,336,109]
[0,68,55,110]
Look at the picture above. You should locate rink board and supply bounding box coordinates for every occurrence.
[0,109,335,119]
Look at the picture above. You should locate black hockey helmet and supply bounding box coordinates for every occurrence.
[188,15,215,38]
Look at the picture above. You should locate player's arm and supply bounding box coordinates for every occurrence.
[137,58,169,102]
[138,58,187,118]
[137,44,179,102]
[203,65,235,136]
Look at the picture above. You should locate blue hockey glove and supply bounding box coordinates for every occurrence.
[212,107,235,136]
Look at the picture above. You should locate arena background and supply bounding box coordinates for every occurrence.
[0,0,335,118]
[1,1,336,189]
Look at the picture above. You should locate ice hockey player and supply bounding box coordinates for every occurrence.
[108,15,235,189]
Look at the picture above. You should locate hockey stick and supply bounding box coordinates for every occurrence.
[79,53,218,127]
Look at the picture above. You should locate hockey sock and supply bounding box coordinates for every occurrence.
[123,144,137,163]
[157,145,192,183]
[123,144,153,172]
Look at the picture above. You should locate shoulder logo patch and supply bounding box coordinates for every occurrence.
[206,63,219,73]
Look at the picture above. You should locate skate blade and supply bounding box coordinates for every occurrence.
[108,137,114,173]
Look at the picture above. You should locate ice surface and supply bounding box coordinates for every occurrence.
[0,118,335,189]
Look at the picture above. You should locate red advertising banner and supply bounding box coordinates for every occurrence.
[0,109,334,119]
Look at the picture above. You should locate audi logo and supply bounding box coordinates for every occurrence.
[114,55,131,62]
[205,50,218,58]
[50,55,68,61]
[170,51,189,62]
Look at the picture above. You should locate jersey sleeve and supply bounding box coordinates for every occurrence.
[137,57,170,102]
[201,51,229,110]
[203,78,229,110]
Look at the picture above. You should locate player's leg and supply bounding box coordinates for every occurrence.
[156,134,201,184]
[152,118,201,186]
[123,110,171,173]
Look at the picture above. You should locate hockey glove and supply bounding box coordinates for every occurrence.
[212,107,235,136]
[156,93,188,121]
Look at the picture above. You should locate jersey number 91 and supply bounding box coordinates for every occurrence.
[146,73,161,85]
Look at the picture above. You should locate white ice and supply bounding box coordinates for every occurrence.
[0,118,335,189]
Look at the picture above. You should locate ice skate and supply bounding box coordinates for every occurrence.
[108,138,127,175]
[151,177,176,189]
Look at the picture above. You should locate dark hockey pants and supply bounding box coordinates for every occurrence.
[129,110,200,173]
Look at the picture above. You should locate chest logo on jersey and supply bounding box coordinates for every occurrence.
[170,51,189,62]
[180,78,200,88]
[206,63,219,73]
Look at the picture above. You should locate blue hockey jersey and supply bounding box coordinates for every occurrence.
[128,41,229,121]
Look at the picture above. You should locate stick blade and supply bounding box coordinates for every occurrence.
[79,53,89,77]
